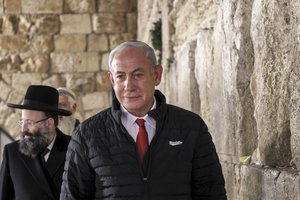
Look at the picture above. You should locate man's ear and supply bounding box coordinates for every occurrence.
[72,103,77,112]
[107,71,115,86]
[154,65,163,86]
[46,118,55,129]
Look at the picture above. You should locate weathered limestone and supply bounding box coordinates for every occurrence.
[64,0,95,13]
[22,0,63,14]
[93,13,126,33]
[88,34,109,52]
[289,0,300,171]
[250,0,293,166]
[137,0,299,199]
[54,35,86,52]
[51,52,99,72]
[1,0,300,199]
[0,35,28,54]
[174,41,200,114]
[4,0,21,14]
[98,0,129,12]
[0,0,137,142]
[31,35,54,53]
[60,14,92,34]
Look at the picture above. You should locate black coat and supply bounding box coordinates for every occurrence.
[60,90,227,200]
[0,129,70,200]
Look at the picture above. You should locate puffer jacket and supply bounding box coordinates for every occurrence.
[60,90,227,200]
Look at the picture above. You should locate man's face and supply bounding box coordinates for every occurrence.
[19,110,52,158]
[108,47,163,117]
[58,95,73,113]
[58,95,76,134]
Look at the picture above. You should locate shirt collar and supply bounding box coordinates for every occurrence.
[121,97,157,127]
[47,132,56,151]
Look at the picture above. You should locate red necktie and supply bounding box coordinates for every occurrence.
[136,119,149,165]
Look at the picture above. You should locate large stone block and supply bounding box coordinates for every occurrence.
[4,112,20,139]
[93,13,126,33]
[88,34,108,52]
[0,81,12,101]
[0,35,28,53]
[208,0,256,158]
[175,41,200,114]
[98,0,128,12]
[64,0,95,13]
[11,73,42,93]
[42,74,65,88]
[1,15,19,34]
[19,15,60,35]
[0,0,3,13]
[51,52,99,73]
[289,0,300,170]
[4,0,21,13]
[22,0,63,14]
[31,35,54,53]
[96,72,111,91]
[60,14,91,34]
[0,101,13,125]
[250,0,293,166]
[126,13,137,34]
[290,65,300,169]
[19,53,49,72]
[100,52,109,71]
[64,73,96,93]
[169,0,216,46]
[54,34,86,52]
[109,33,136,49]
[82,91,110,111]
[0,55,21,72]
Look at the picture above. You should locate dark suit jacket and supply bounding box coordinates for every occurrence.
[0,129,71,200]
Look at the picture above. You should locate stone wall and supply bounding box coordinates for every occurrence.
[0,0,137,139]
[1,0,300,199]
[138,0,300,199]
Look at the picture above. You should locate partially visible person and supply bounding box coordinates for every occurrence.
[0,85,72,200]
[60,41,227,199]
[57,87,80,135]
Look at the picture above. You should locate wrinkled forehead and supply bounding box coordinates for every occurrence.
[111,48,150,70]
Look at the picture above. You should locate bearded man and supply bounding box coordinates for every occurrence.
[0,85,72,200]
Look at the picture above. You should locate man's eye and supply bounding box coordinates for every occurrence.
[134,73,143,79]
[116,75,125,80]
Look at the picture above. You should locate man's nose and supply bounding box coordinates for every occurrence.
[124,77,134,90]
[20,123,29,132]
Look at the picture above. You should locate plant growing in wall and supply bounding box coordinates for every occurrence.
[150,19,162,63]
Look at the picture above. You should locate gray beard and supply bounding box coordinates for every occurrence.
[19,124,52,158]
[58,116,76,135]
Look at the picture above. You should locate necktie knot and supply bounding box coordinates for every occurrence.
[136,118,145,127]
[40,148,49,166]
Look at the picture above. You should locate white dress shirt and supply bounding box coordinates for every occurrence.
[43,133,56,162]
[121,98,156,144]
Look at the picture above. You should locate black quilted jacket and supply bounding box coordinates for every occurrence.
[60,90,227,200]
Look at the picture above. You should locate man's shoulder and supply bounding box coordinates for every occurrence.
[164,104,207,127]
[3,140,19,152]
[81,108,113,127]
[167,104,200,118]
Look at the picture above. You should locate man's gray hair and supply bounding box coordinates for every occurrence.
[57,87,76,100]
[108,40,158,72]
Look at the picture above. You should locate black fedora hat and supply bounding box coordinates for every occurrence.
[7,85,72,116]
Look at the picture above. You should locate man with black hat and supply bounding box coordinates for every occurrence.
[0,85,72,200]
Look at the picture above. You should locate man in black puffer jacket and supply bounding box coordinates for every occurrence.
[60,41,227,200]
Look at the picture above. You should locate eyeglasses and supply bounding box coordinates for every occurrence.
[18,118,49,127]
